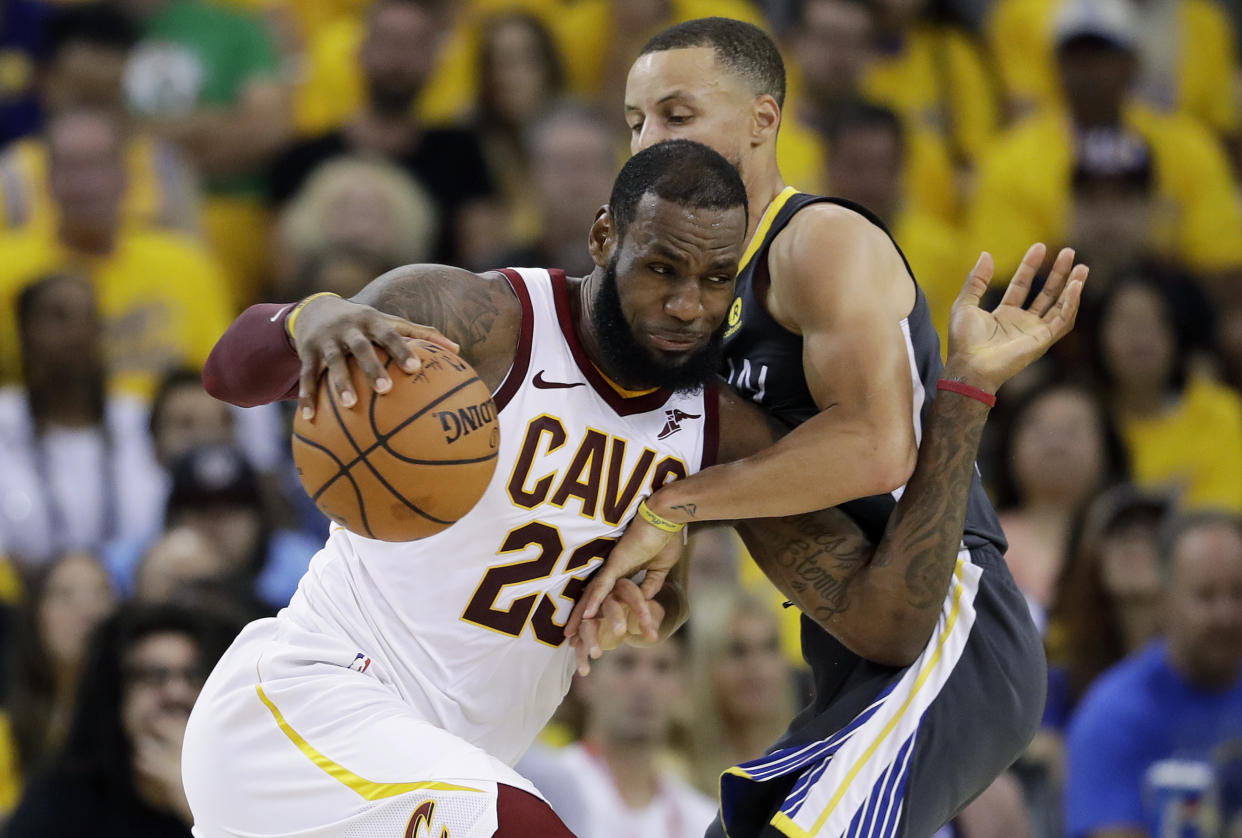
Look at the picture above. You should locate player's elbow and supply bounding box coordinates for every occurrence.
[852,614,932,667]
[863,428,917,496]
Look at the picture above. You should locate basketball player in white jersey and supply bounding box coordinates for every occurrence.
[184,141,758,838]
[185,137,1082,837]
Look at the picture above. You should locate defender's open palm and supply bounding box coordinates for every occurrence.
[947,244,1087,393]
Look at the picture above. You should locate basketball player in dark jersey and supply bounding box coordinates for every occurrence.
[569,17,1084,838]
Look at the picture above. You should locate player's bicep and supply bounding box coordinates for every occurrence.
[354,265,522,367]
[800,314,917,456]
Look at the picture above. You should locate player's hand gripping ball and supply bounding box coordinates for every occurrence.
[292,340,499,541]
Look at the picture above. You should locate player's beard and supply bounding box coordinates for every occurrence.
[592,255,724,395]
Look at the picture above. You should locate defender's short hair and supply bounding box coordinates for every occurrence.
[608,139,747,238]
[640,17,786,108]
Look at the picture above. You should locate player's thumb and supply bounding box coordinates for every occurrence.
[638,568,669,600]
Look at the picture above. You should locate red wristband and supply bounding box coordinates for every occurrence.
[937,379,997,407]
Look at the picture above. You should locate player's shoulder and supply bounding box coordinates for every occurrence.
[768,199,910,311]
[773,200,895,268]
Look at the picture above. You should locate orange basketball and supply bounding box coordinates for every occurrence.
[292,340,499,541]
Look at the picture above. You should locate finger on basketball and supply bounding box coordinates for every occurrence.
[373,324,421,373]
[323,346,356,408]
[1000,243,1046,308]
[298,352,322,420]
[954,252,992,311]
[344,330,391,394]
[1029,247,1075,318]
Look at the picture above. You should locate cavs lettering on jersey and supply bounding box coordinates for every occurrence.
[280,267,718,766]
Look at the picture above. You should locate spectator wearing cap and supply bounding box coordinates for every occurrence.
[0,274,165,567]
[0,2,200,238]
[0,106,234,400]
[5,603,239,837]
[1065,129,1169,286]
[1065,512,1242,838]
[987,0,1240,139]
[103,444,319,611]
[968,0,1242,282]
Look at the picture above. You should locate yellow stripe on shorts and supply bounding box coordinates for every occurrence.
[255,684,482,800]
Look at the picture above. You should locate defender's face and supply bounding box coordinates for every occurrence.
[625,47,751,166]
[613,194,744,364]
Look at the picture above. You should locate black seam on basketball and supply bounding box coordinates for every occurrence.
[380,451,498,466]
[326,378,454,526]
[364,374,496,464]
[292,431,350,501]
[371,375,486,441]
[293,431,374,539]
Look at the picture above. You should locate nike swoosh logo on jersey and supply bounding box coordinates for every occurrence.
[532,371,584,389]
[270,304,294,322]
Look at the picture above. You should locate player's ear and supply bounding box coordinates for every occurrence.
[588,205,617,269]
[751,94,780,147]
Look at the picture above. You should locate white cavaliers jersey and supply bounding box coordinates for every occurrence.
[280,268,718,766]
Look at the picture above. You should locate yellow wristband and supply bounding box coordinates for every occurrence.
[285,292,341,341]
[637,498,685,533]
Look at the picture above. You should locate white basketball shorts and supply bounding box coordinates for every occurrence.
[182,618,541,838]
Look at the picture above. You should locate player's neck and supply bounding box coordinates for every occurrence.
[741,155,788,244]
[585,736,661,809]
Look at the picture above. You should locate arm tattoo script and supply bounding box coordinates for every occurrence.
[738,508,871,621]
[735,391,989,651]
[873,392,989,609]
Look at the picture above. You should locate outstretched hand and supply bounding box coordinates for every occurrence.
[946,244,1087,393]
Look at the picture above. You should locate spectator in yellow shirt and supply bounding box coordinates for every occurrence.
[862,0,1001,175]
[968,0,1242,280]
[987,0,1240,139]
[0,4,200,237]
[822,101,967,347]
[1089,271,1242,512]
[784,0,959,220]
[0,108,233,399]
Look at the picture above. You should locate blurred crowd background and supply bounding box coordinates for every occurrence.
[0,0,1241,835]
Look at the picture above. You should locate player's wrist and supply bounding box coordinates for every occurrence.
[939,361,1001,400]
[642,487,696,526]
[285,291,342,346]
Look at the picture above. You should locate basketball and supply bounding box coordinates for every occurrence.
[291,340,500,541]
